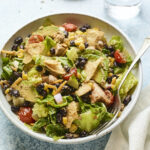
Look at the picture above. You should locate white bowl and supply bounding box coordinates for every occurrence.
[0,13,142,144]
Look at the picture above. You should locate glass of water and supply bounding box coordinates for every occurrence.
[105,0,142,19]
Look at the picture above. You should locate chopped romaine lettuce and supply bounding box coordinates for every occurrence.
[37,94,68,108]
[33,117,48,132]
[45,124,67,140]
[43,36,56,53]
[66,47,79,62]
[113,71,138,99]
[93,68,108,84]
[56,57,73,67]
[79,49,102,60]
[109,36,123,51]
[67,75,79,89]
[32,103,49,118]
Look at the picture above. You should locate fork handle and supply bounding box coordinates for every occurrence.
[118,37,150,91]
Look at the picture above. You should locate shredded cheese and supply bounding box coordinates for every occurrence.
[51,79,63,84]
[53,80,67,95]
[44,83,57,91]
[11,77,22,88]
[11,66,17,72]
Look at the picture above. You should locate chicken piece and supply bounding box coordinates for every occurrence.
[42,75,58,84]
[53,31,65,43]
[55,43,67,56]
[84,58,102,81]
[75,82,92,97]
[66,101,79,129]
[86,29,104,48]
[44,59,66,75]
[90,81,110,105]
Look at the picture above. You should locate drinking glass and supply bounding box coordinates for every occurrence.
[105,0,142,19]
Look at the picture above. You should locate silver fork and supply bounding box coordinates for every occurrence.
[91,37,150,135]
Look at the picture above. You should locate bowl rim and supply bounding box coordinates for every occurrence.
[0,12,143,144]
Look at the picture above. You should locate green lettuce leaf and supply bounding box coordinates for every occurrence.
[45,124,67,140]
[33,118,48,132]
[113,71,138,99]
[109,36,123,51]
[56,57,73,67]
[66,47,79,63]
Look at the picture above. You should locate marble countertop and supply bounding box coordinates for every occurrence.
[0,0,150,149]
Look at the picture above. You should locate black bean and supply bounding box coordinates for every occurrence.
[71,94,78,102]
[58,108,67,116]
[123,95,131,106]
[11,106,20,113]
[79,27,87,32]
[9,89,20,97]
[109,68,114,73]
[14,36,23,45]
[80,130,88,137]
[84,42,89,48]
[61,85,75,96]
[83,24,91,29]
[56,113,62,123]
[114,61,124,67]
[44,70,50,76]
[41,90,47,98]
[109,51,115,57]
[50,48,55,55]
[36,65,43,72]
[75,57,87,69]
[106,76,113,84]
[64,65,70,73]
[11,44,18,51]
[64,31,69,38]
[13,71,22,79]
[22,101,30,107]
[70,40,75,46]
[107,45,114,51]
[36,83,44,94]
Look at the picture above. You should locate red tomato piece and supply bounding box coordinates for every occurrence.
[62,23,77,32]
[18,107,35,124]
[29,35,44,44]
[63,68,77,80]
[105,90,114,105]
[114,50,126,64]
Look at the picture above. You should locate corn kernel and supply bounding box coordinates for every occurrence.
[5,88,10,94]
[22,71,28,80]
[69,36,75,41]
[75,37,84,46]
[88,82,93,88]
[111,84,115,89]
[108,73,113,77]
[63,117,68,125]
[17,49,24,58]
[76,30,83,35]
[69,32,75,37]
[69,124,78,133]
[79,43,85,50]
[77,73,81,79]
[111,77,116,84]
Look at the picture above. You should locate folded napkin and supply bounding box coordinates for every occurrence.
[105,84,150,150]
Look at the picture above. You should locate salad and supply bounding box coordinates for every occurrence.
[0,22,138,140]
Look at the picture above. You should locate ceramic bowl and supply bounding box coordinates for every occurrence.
[0,13,142,144]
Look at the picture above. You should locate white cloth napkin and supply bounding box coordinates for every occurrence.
[105,84,150,150]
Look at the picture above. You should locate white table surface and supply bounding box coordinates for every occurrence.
[0,0,150,150]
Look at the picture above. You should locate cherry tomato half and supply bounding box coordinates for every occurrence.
[114,50,126,64]
[18,107,35,124]
[105,90,114,105]
[63,68,77,80]
[62,23,77,32]
[29,35,44,44]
